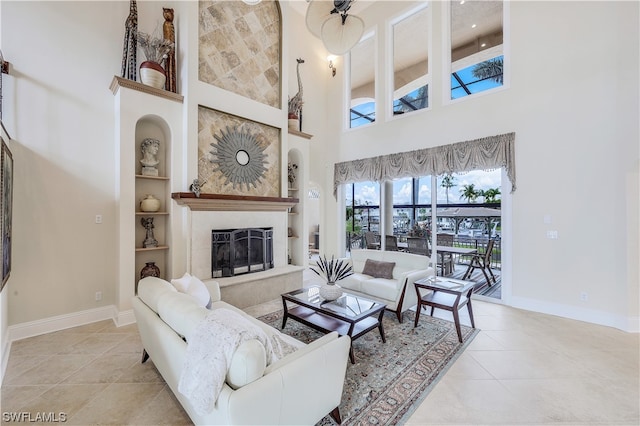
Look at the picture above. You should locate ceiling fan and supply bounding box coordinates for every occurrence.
[305,0,365,55]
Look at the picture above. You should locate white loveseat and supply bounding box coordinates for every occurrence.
[133,276,351,425]
[338,249,435,322]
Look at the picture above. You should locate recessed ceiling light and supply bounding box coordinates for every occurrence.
[481,43,486,47]
[460,1,465,4]
[471,24,477,29]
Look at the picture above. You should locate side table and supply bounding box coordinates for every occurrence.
[414,277,475,343]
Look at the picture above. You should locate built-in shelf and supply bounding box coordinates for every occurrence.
[135,174,170,180]
[135,212,169,215]
[288,129,313,139]
[172,192,298,212]
[110,76,184,103]
[135,245,169,252]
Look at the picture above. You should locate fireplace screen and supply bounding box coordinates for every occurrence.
[211,227,273,278]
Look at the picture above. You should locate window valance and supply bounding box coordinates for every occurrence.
[333,132,516,197]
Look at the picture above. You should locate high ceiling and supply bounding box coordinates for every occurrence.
[290,1,503,91]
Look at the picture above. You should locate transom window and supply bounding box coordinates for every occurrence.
[391,4,430,116]
[449,0,505,100]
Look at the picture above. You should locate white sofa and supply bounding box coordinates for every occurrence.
[133,276,351,425]
[338,249,435,322]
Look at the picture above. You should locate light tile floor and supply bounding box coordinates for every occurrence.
[2,289,638,425]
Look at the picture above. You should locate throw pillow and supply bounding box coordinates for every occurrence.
[187,275,213,309]
[171,273,212,308]
[361,259,396,279]
[171,272,192,293]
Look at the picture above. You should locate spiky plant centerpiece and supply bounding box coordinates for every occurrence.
[311,255,353,301]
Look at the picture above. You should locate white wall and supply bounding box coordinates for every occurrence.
[319,1,639,331]
[1,1,128,326]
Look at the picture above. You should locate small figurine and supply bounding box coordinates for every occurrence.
[189,178,204,197]
[141,217,158,248]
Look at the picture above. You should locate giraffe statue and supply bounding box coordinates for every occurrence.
[120,0,138,81]
[288,58,305,118]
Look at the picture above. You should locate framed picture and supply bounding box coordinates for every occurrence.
[1,123,13,290]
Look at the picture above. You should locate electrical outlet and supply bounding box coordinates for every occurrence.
[95,291,102,301]
[95,215,103,224]
[580,292,588,302]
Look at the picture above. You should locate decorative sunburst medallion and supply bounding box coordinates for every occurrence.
[209,126,268,191]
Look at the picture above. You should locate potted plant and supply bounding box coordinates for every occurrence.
[311,255,353,301]
[137,31,174,89]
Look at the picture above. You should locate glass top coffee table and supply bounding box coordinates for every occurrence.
[281,286,386,363]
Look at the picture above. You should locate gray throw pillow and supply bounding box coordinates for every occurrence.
[362,259,396,279]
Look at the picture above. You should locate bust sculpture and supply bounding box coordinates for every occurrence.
[140,138,160,176]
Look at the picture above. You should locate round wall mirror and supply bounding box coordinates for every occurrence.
[235,150,250,165]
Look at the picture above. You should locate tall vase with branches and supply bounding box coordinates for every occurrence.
[137,30,174,89]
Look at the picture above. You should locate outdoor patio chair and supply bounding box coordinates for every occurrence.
[462,239,497,286]
[385,235,399,251]
[406,237,429,256]
[436,233,455,274]
[364,231,381,250]
[407,237,452,275]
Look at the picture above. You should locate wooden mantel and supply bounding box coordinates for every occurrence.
[171,192,298,212]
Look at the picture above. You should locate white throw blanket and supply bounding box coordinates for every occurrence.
[178,308,296,416]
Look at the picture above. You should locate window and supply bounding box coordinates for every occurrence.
[345,181,380,232]
[349,34,376,128]
[451,55,503,99]
[391,5,430,116]
[449,0,504,100]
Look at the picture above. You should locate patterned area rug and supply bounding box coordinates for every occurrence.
[258,309,479,426]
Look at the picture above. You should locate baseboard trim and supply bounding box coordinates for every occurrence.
[509,296,639,333]
[116,309,136,327]
[8,305,118,342]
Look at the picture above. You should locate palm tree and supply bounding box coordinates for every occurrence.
[440,173,456,204]
[483,188,501,203]
[460,184,479,203]
[472,57,503,84]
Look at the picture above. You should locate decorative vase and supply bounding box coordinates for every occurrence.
[288,113,299,131]
[139,61,166,89]
[140,261,160,279]
[140,194,161,212]
[319,281,343,301]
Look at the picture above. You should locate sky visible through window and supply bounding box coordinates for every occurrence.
[350,101,376,128]
[351,169,501,206]
[451,55,504,99]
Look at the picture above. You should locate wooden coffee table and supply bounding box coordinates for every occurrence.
[281,287,386,363]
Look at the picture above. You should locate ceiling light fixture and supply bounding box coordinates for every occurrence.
[242,0,262,5]
[306,0,365,56]
[471,24,477,28]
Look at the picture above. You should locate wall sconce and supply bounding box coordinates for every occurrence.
[327,55,336,77]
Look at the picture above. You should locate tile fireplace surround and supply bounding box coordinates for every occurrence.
[187,208,303,308]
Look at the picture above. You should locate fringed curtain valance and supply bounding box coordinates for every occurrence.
[333,132,516,197]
